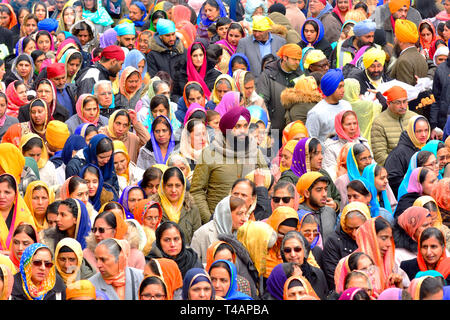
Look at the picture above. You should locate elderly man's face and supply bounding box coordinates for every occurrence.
[367,61,383,80]
[96,84,113,107]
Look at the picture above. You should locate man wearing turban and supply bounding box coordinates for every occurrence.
[390,19,428,86]
[47,62,77,117]
[256,43,303,144]
[190,107,269,224]
[372,0,422,45]
[330,19,377,69]
[305,68,352,143]
[114,22,136,51]
[236,16,286,77]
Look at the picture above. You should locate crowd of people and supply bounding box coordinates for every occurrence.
[0,0,449,302]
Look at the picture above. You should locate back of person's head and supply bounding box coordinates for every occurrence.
[419,277,444,300]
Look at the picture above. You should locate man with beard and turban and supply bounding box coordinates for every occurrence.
[47,63,77,117]
[348,47,391,109]
[371,0,422,45]
[390,19,428,86]
[190,107,269,224]
[114,22,136,53]
[305,68,352,143]
[331,19,377,69]
[76,45,125,96]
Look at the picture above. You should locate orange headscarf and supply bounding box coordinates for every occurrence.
[282,120,309,145]
[111,210,129,239]
[102,238,129,300]
[152,258,183,300]
[1,123,22,148]
[283,275,320,300]
[133,199,163,229]
[431,178,450,211]
[354,217,396,291]
[336,142,354,179]
[397,206,431,241]
[9,222,39,271]
[417,228,450,279]
[382,85,407,103]
[205,240,237,272]
[296,171,324,204]
[0,3,17,29]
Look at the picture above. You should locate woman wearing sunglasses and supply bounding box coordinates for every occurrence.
[280,230,329,300]
[11,243,66,300]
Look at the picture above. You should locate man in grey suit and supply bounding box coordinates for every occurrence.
[236,15,286,77]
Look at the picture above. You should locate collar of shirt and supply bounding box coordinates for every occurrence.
[252,32,273,45]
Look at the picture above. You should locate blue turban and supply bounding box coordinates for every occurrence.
[156,18,176,36]
[320,68,344,97]
[114,22,136,36]
[38,18,58,33]
[353,19,376,37]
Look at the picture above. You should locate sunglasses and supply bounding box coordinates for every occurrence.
[272,196,293,204]
[283,247,302,254]
[91,227,113,234]
[32,260,54,268]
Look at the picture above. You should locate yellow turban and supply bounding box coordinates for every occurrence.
[362,47,386,69]
[277,44,302,60]
[395,19,418,44]
[45,120,70,150]
[252,16,274,31]
[389,0,410,14]
[66,280,97,300]
[245,169,273,189]
[303,49,327,69]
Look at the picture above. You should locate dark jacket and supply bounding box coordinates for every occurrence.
[321,227,358,291]
[18,101,70,123]
[384,130,421,198]
[256,59,303,132]
[430,57,450,130]
[298,37,333,60]
[171,58,221,102]
[300,262,329,300]
[399,258,421,281]
[75,62,111,97]
[393,220,418,255]
[11,272,66,300]
[393,192,422,220]
[146,35,186,81]
[347,68,391,110]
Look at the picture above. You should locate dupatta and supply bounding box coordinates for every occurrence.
[362,163,393,217]
[406,116,431,150]
[54,237,84,285]
[209,259,252,300]
[72,199,92,249]
[82,134,115,182]
[290,137,312,177]
[210,74,236,105]
[413,196,443,229]
[19,243,56,300]
[79,163,105,212]
[118,185,145,219]
[214,91,241,117]
[283,275,320,300]
[133,199,162,228]
[6,80,28,117]
[149,115,176,165]
[187,42,211,99]
[422,140,445,178]
[151,258,183,300]
[58,48,83,83]
[118,66,143,102]
[157,167,186,224]
[9,222,39,272]
[75,94,100,127]
[19,133,49,169]
[205,240,237,272]
[334,109,361,142]
[23,181,55,232]
[346,143,363,182]
[397,151,419,200]
[197,0,227,27]
[0,263,14,300]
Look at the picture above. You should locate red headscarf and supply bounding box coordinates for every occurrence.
[332,0,352,25]
[334,109,360,141]
[186,42,211,99]
[417,229,450,278]
[397,206,430,241]
[6,80,28,117]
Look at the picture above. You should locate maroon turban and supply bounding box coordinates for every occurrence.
[219,107,251,135]
[100,45,125,61]
[46,63,66,79]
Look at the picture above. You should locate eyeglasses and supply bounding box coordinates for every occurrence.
[91,227,113,234]
[358,155,373,163]
[359,265,377,276]
[32,260,54,268]
[302,230,319,237]
[272,196,293,204]
[283,247,302,254]
[140,293,166,300]
[424,161,439,168]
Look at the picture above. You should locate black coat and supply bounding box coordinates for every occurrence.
[18,101,70,123]
[75,62,111,97]
[320,227,358,291]
[400,257,450,283]
[298,37,333,60]
[384,130,421,198]
[347,68,391,110]
[430,57,450,130]
[11,272,66,300]
[393,192,421,219]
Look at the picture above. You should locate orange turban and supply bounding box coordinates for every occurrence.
[296,172,325,203]
[395,19,418,43]
[277,44,302,60]
[382,85,407,102]
[388,0,410,14]
[66,280,97,300]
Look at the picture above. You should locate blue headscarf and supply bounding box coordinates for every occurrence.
[79,163,104,211]
[397,151,419,201]
[82,0,114,27]
[197,0,227,27]
[209,260,253,300]
[228,53,251,76]
[73,198,92,249]
[126,1,147,27]
[346,143,363,182]
[182,268,215,300]
[62,135,87,165]
[118,185,144,219]
[421,140,444,178]
[444,286,450,300]
[119,49,147,80]
[300,18,325,45]
[320,68,344,97]
[82,134,116,181]
[361,164,393,217]
[149,115,176,164]
[300,47,314,71]
[114,22,136,36]
[247,105,268,128]
[74,123,97,137]
[38,18,58,33]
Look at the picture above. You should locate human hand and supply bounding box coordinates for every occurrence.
[128,109,138,125]
[326,197,337,211]
[253,168,266,187]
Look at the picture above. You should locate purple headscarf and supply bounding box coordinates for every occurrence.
[406,167,424,194]
[183,103,207,126]
[100,28,118,48]
[118,185,144,219]
[214,91,241,117]
[150,115,176,164]
[338,287,365,300]
[265,263,289,300]
[378,288,403,300]
[290,138,311,177]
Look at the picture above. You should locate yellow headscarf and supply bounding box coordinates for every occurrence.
[23,181,55,233]
[280,139,298,173]
[340,202,371,236]
[210,74,237,105]
[45,120,70,150]
[362,47,386,69]
[389,0,410,14]
[413,196,443,228]
[19,133,49,169]
[252,16,273,31]
[157,167,186,223]
[113,140,131,183]
[406,115,430,149]
[54,237,84,285]
[107,110,131,140]
[282,120,309,145]
[303,49,327,70]
[296,172,324,204]
[0,261,14,300]
[245,169,273,190]
[0,143,25,183]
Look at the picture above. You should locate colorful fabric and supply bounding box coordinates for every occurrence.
[205,240,237,272]
[157,167,186,224]
[79,163,104,212]
[118,185,144,219]
[149,115,176,164]
[320,68,344,97]
[20,133,49,169]
[156,18,176,35]
[382,85,407,102]
[362,47,386,69]
[218,106,250,135]
[388,0,410,14]
[290,137,312,177]
[75,94,100,126]
[395,18,419,43]
[277,44,302,60]
[413,196,443,228]
[46,120,70,150]
[334,110,360,142]
[152,258,183,300]
[398,206,430,240]
[282,120,309,145]
[406,116,430,149]
[296,171,324,204]
[353,19,376,37]
[197,0,227,27]
[252,16,274,31]
[215,91,241,117]
[209,259,252,300]
[340,202,371,236]
[82,134,115,182]
[187,42,211,99]
[361,164,393,217]
[0,263,14,300]
[182,268,215,300]
[406,167,424,194]
[210,74,236,105]
[5,80,28,117]
[54,237,84,285]
[283,275,320,300]
[66,280,97,300]
[23,181,55,232]
[133,199,162,228]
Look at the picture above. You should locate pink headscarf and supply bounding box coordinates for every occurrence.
[214,91,241,117]
[397,206,430,240]
[187,42,211,99]
[75,94,100,126]
[183,103,206,126]
[406,167,424,194]
[334,109,360,141]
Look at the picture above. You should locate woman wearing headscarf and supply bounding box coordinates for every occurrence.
[179,118,210,171]
[118,185,145,220]
[58,48,83,84]
[114,66,145,111]
[407,275,444,300]
[214,91,241,117]
[330,0,352,27]
[208,259,253,300]
[196,0,227,40]
[422,140,447,179]
[175,81,207,125]
[397,151,432,201]
[5,80,29,118]
[126,1,148,31]
[233,69,268,112]
[54,135,87,185]
[0,263,14,300]
[283,275,320,300]
[120,49,150,86]
[112,141,144,193]
[297,18,333,59]
[54,237,96,285]
[89,238,143,300]
[23,181,55,233]
[4,54,36,89]
[56,6,78,33]
[11,243,66,300]
[323,110,371,182]
[137,115,177,169]
[182,268,217,300]
[321,201,371,291]
[141,91,181,135]
[143,257,183,300]
[419,20,437,60]
[205,74,236,111]
[65,94,109,134]
[385,115,431,198]
[80,0,113,34]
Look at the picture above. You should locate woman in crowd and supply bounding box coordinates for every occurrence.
[8,223,39,272]
[23,181,55,233]
[113,140,144,193]
[66,94,109,134]
[298,18,333,59]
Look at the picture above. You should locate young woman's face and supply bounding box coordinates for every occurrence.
[30,249,53,285]
[337,0,349,12]
[63,8,76,26]
[16,83,28,102]
[56,204,77,232]
[18,9,30,25]
[347,187,371,205]
[113,152,128,175]
[374,167,388,192]
[31,188,49,217]
[227,28,243,46]
[154,122,171,145]
[30,106,46,126]
[140,283,166,300]
[376,227,393,258]
[303,23,318,43]
[125,72,141,94]
[12,231,35,262]
[37,35,51,53]
[420,27,433,44]
[191,48,204,70]
[34,5,46,21]
[210,266,230,298]
[217,23,229,39]
[144,207,160,230]
[0,97,6,118]
[93,217,116,243]
[203,3,220,21]
[70,183,89,205]
[23,146,42,164]
[414,120,430,146]
[420,236,444,267]
[151,104,168,119]
[76,29,91,45]
[83,170,99,197]
[0,12,11,28]
[421,171,438,196]
[309,144,323,171]
[187,89,204,106]
[423,154,440,178]
[160,227,182,257]
[23,39,36,55]
[190,123,208,150]
[24,18,37,35]
[138,33,150,53]
[127,188,144,213]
